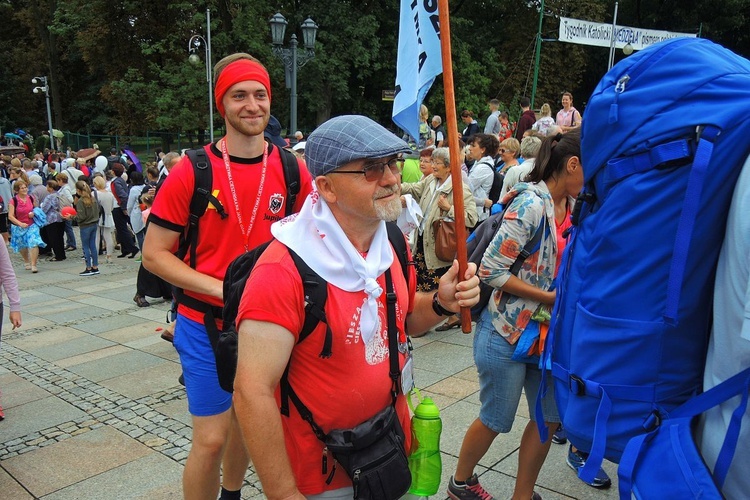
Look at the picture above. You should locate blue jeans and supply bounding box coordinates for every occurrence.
[64,219,76,248]
[80,224,98,268]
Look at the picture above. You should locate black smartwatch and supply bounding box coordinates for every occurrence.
[432,292,454,316]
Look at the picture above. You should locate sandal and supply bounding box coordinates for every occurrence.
[23,263,31,270]
[31,266,38,273]
[133,294,150,307]
[435,318,461,331]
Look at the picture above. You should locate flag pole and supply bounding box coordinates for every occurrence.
[438,0,471,333]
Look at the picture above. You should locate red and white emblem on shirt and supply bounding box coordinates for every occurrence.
[268,193,285,214]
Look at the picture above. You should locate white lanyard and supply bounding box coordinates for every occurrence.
[220,138,268,252]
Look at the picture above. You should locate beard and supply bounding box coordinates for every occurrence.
[224,110,269,138]
[373,185,402,221]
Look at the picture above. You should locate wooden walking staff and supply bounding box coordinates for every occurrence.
[437,0,472,333]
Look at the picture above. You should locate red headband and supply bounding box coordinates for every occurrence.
[214,60,271,117]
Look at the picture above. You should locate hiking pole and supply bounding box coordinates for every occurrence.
[438,0,472,334]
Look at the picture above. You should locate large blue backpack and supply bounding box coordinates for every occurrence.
[546,37,750,483]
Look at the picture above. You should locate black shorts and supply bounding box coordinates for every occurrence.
[0,213,8,233]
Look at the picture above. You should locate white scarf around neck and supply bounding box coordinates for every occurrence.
[272,192,394,343]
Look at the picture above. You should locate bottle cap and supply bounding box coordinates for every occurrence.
[414,397,440,419]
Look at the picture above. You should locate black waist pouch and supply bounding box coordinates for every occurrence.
[324,405,411,500]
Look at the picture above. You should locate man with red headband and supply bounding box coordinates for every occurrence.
[143,53,313,500]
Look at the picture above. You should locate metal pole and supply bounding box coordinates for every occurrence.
[608,2,619,70]
[290,34,298,139]
[207,8,214,143]
[530,0,545,109]
[45,85,55,150]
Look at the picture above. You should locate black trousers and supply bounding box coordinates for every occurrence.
[46,221,66,260]
[112,209,138,255]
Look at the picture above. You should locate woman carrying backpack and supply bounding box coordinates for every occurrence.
[447,130,585,500]
[8,179,44,273]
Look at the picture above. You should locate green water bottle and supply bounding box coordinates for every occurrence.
[408,394,442,496]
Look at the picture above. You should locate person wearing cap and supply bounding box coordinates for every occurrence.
[143,53,313,500]
[106,147,126,171]
[233,115,481,499]
[291,141,306,159]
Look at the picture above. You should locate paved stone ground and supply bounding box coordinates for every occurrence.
[0,237,620,499]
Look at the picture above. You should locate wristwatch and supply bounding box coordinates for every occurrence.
[432,292,455,316]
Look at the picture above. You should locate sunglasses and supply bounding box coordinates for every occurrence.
[329,158,401,182]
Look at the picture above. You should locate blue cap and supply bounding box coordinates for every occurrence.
[264,115,288,149]
[305,115,411,177]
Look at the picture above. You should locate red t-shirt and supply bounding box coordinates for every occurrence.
[149,142,313,323]
[555,204,572,277]
[237,240,416,495]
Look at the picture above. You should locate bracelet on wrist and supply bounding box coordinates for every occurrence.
[432,292,455,316]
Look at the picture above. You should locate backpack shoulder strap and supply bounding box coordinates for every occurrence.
[497,207,548,310]
[278,146,301,216]
[279,246,331,418]
[288,247,332,356]
[177,147,227,267]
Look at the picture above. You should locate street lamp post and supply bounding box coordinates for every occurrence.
[269,13,318,140]
[530,0,545,109]
[188,8,214,143]
[32,76,55,150]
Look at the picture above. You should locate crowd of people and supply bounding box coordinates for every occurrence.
[139,51,602,500]
[1,56,597,498]
[2,49,743,500]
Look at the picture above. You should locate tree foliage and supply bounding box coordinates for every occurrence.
[1,0,748,142]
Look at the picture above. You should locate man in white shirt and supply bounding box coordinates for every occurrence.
[697,155,750,499]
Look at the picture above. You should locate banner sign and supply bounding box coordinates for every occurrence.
[392,0,442,141]
[558,17,696,51]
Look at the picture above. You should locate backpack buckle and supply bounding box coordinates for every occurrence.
[570,374,586,396]
[643,411,661,431]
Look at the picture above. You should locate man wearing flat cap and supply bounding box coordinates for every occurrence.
[233,115,481,499]
[143,53,313,500]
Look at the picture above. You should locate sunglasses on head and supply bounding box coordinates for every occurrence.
[329,158,401,182]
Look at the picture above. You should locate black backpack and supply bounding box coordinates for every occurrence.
[175,143,301,268]
[486,156,505,205]
[215,222,411,394]
[171,143,303,341]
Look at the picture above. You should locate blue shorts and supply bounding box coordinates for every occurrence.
[474,309,560,433]
[173,313,232,417]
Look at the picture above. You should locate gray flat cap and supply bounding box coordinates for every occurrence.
[305,115,411,177]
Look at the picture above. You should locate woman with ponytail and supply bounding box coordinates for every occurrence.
[69,181,100,276]
[447,130,594,499]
